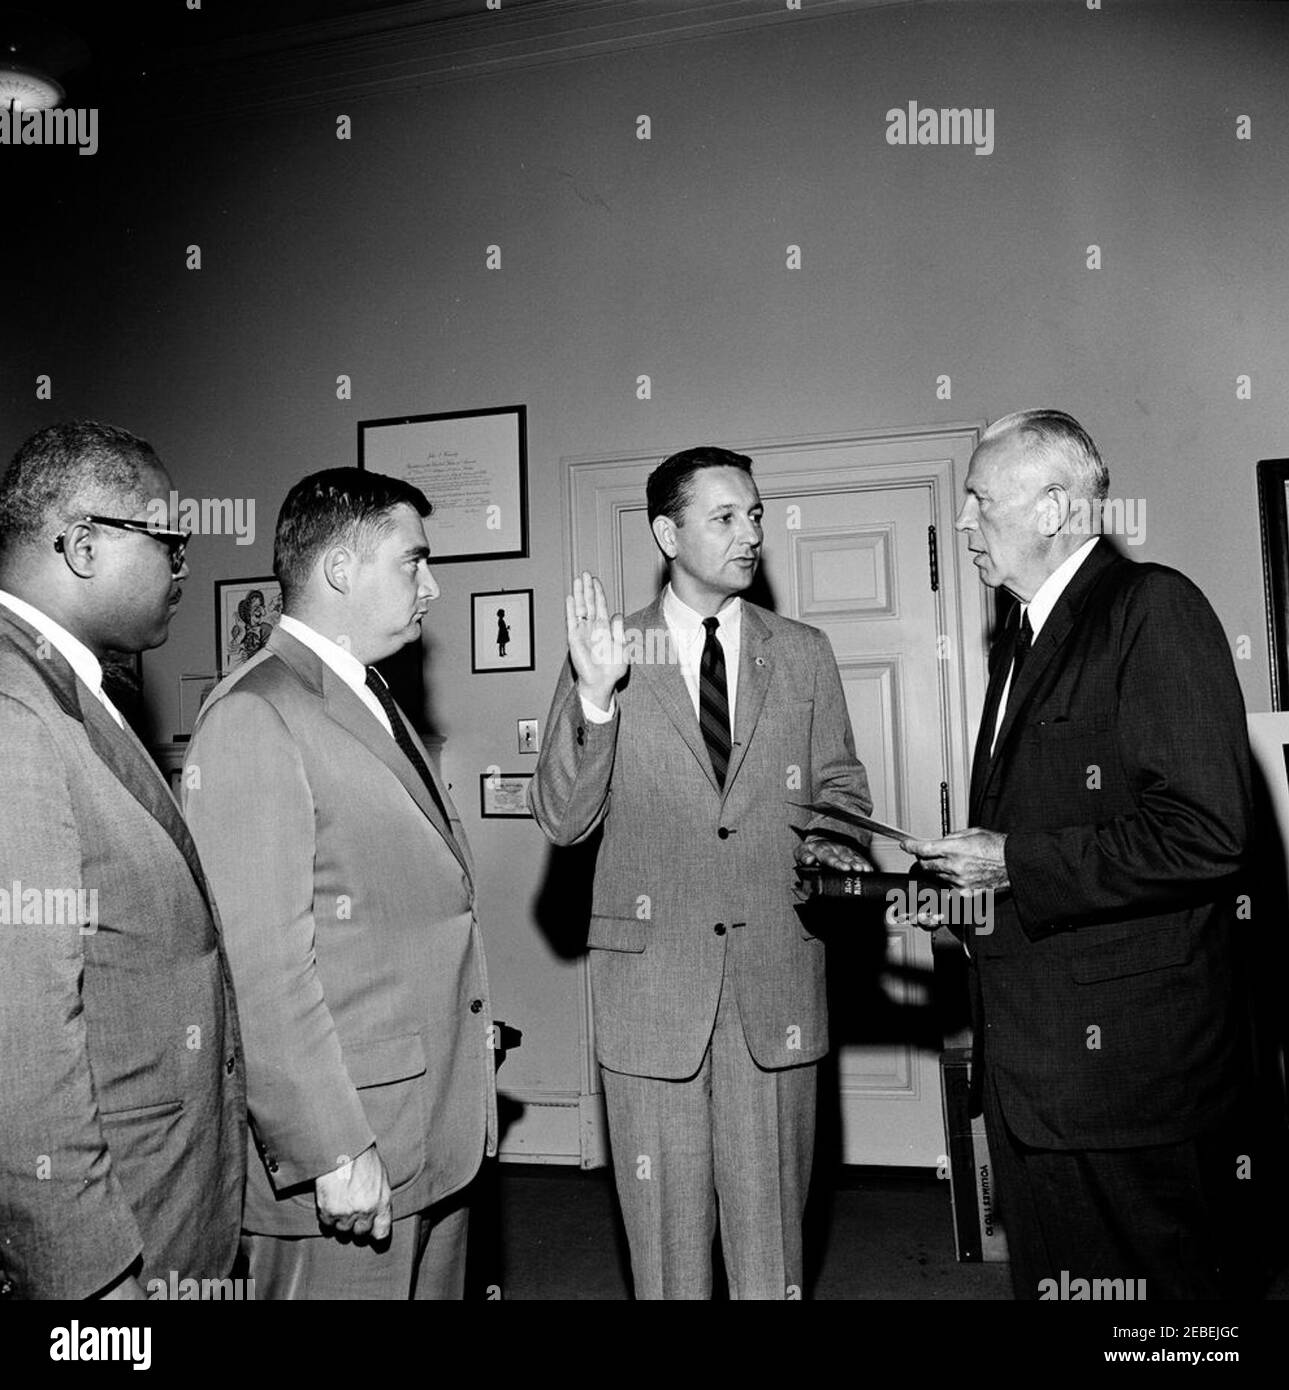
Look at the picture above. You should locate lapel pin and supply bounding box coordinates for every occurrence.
[755,656,766,667]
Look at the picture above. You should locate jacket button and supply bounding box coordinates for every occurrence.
[225,1056,236,1074]
[267,1159,279,1174]
[576,727,585,745]
[470,999,483,1014]
[714,923,726,936]
[717,827,730,839]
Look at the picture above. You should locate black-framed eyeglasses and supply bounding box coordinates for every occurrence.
[54,514,192,575]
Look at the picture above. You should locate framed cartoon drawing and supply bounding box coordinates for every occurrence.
[215,577,282,677]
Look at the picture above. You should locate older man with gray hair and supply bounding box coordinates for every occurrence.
[905,409,1253,1299]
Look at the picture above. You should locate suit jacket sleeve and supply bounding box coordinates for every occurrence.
[805,627,874,840]
[183,691,375,1189]
[1004,570,1251,933]
[0,695,142,1298]
[528,658,620,845]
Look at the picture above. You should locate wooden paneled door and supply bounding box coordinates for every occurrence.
[567,425,987,1168]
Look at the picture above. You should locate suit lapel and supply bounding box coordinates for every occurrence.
[974,542,1121,807]
[630,596,771,802]
[724,604,772,795]
[266,627,471,878]
[0,609,216,911]
[631,596,723,795]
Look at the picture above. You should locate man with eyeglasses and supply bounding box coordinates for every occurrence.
[0,420,245,1300]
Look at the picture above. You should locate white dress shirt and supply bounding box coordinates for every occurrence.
[0,589,125,728]
[277,613,393,737]
[990,537,1099,754]
[581,585,743,727]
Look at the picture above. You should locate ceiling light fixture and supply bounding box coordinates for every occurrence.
[0,41,65,112]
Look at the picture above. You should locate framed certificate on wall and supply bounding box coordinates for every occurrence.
[479,772,533,819]
[358,405,528,562]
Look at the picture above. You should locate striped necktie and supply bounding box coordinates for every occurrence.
[699,616,732,789]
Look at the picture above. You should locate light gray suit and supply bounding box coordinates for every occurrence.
[531,595,871,1297]
[0,607,245,1299]
[183,624,496,1298]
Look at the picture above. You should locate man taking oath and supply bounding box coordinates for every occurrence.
[531,445,872,1299]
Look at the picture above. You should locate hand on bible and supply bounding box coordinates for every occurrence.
[795,835,871,872]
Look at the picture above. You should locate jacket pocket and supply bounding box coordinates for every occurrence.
[587,915,649,953]
[344,1033,428,1191]
[99,1098,184,1124]
[1070,922,1194,984]
[1028,711,1112,739]
[344,1032,428,1088]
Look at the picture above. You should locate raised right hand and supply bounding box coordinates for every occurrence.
[315,1143,392,1242]
[567,571,629,710]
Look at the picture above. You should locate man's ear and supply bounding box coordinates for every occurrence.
[651,514,678,559]
[57,519,99,578]
[321,545,353,595]
[1038,484,1070,538]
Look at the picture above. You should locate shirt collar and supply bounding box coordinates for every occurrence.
[0,589,109,698]
[277,613,370,686]
[663,584,742,641]
[1023,537,1099,639]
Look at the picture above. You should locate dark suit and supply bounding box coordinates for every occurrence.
[969,540,1253,1297]
[0,607,245,1299]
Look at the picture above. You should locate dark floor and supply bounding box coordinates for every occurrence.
[466,1164,1289,1301]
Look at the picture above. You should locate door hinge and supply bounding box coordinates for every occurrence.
[939,781,950,836]
[927,524,939,592]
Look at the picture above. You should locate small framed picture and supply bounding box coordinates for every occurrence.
[178,674,218,739]
[471,589,534,673]
[480,772,534,819]
[215,577,283,677]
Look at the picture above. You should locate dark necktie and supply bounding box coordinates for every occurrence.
[365,667,452,827]
[699,616,732,789]
[973,605,1030,775]
[1010,608,1034,686]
